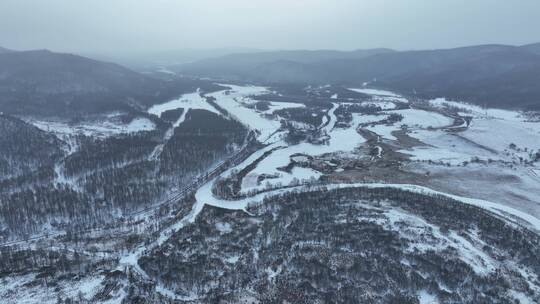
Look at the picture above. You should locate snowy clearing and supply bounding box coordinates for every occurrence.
[148,90,220,117]
[461,118,540,153]
[207,85,282,141]
[261,101,305,114]
[396,109,454,129]
[348,87,404,98]
[26,116,156,138]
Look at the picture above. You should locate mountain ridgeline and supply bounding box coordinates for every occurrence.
[0,49,224,116]
[177,44,540,109]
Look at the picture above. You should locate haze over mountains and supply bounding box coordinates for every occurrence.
[1,41,540,119]
[0,49,221,116]
[84,47,262,70]
[178,43,540,109]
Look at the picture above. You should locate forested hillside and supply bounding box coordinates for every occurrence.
[0,108,247,241]
[136,187,540,303]
[0,49,224,116]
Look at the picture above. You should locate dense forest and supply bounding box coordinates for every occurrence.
[137,187,540,303]
[0,109,248,241]
[159,109,247,178]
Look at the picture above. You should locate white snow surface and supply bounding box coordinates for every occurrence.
[207,85,281,141]
[402,130,497,164]
[148,91,220,117]
[417,290,439,304]
[367,124,400,141]
[27,116,155,138]
[397,109,453,129]
[402,103,540,164]
[349,87,403,98]
[461,118,540,153]
[262,101,305,114]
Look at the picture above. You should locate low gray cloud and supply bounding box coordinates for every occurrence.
[1,0,539,54]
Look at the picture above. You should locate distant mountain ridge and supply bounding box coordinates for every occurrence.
[177,43,540,109]
[2,43,540,112]
[178,48,394,81]
[85,47,263,70]
[521,42,540,55]
[0,46,14,54]
[0,48,222,116]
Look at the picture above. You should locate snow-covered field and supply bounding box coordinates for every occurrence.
[25,116,156,138]
[462,118,540,153]
[403,129,496,164]
[148,90,220,117]
[431,97,540,153]
[206,84,282,141]
[261,101,305,114]
[397,109,453,129]
[346,89,539,169]
[341,90,451,143]
[401,99,540,165]
[349,87,403,98]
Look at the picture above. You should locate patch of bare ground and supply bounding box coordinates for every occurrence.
[322,128,427,184]
[390,128,427,149]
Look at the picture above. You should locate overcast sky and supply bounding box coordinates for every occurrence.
[1,0,539,54]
